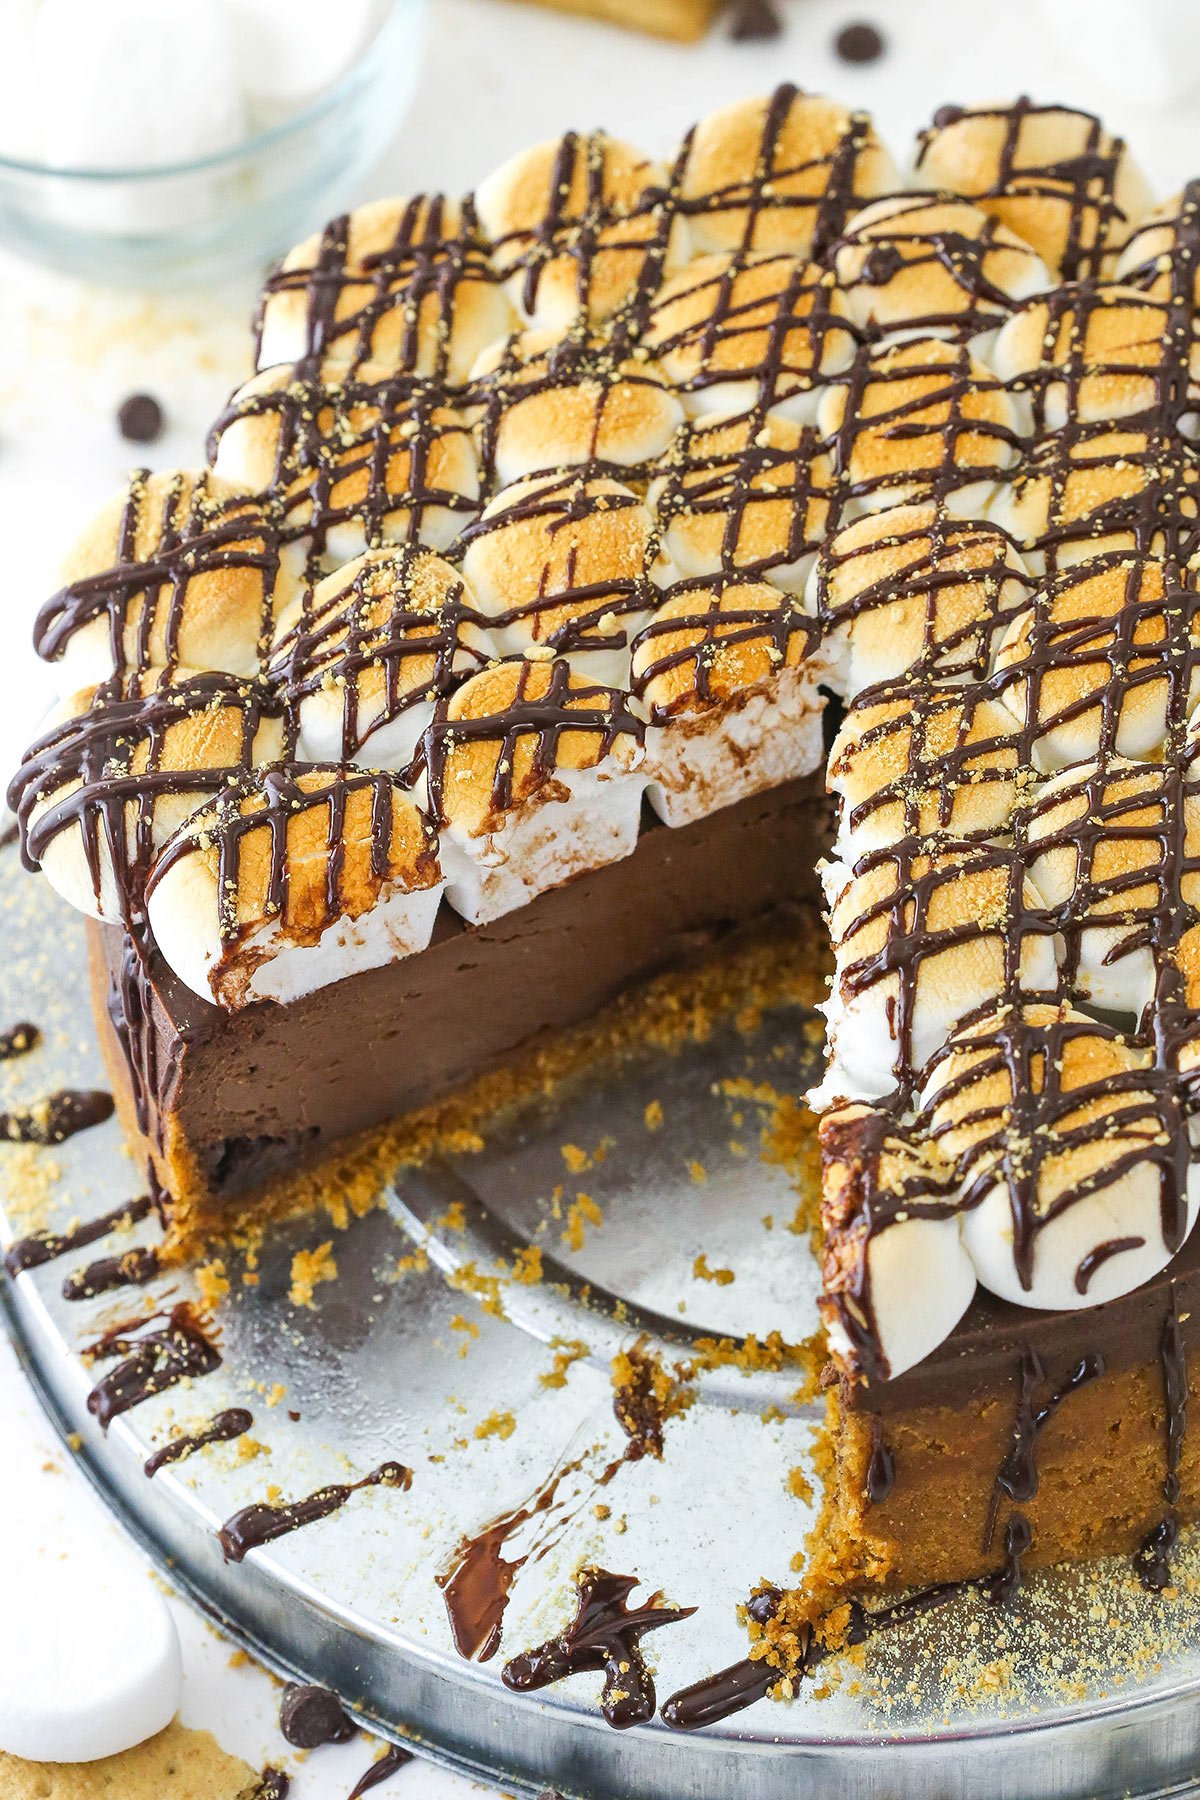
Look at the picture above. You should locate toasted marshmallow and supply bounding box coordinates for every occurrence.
[820,845,1058,1100]
[990,424,1200,571]
[421,658,644,926]
[256,196,514,387]
[209,363,480,566]
[473,131,687,330]
[12,669,282,923]
[268,547,490,771]
[641,251,857,421]
[36,471,290,691]
[994,557,1200,767]
[676,88,899,259]
[1115,185,1200,304]
[990,285,1200,431]
[815,337,1025,516]
[827,687,1026,858]
[145,766,444,1009]
[460,470,656,684]
[1022,756,1200,1015]
[922,1002,1199,1309]
[818,1104,975,1382]
[648,412,835,593]
[629,578,823,825]
[806,504,1031,697]
[913,100,1155,282]
[467,328,683,487]
[832,192,1051,348]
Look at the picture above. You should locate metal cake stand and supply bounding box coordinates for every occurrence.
[4,841,1200,1800]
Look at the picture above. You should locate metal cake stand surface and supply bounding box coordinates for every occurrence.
[4,846,1200,1800]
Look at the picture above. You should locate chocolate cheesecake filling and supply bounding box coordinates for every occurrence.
[91,778,832,1214]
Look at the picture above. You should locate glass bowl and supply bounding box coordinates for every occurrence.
[0,0,429,286]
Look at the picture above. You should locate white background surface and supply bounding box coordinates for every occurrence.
[4,0,1200,1790]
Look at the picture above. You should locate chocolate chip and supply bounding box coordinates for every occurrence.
[729,0,782,39]
[834,20,884,61]
[862,244,905,286]
[279,1681,357,1749]
[117,393,165,444]
[536,1790,567,1800]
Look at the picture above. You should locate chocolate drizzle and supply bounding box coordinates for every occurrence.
[984,1347,1105,1550]
[345,1746,412,1798]
[865,1416,894,1502]
[144,1407,254,1477]
[84,1303,220,1431]
[1137,1282,1189,1589]
[0,1021,38,1061]
[4,1192,153,1277]
[62,1244,160,1301]
[1075,1236,1145,1295]
[502,1567,696,1729]
[218,1462,411,1563]
[0,1088,113,1146]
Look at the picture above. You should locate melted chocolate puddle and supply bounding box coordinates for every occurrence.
[4,1192,153,1276]
[438,1446,634,1662]
[62,1245,160,1301]
[0,1087,113,1145]
[145,1407,254,1478]
[219,1462,411,1563]
[437,1462,579,1661]
[346,1745,412,1796]
[279,1681,356,1749]
[0,1021,39,1060]
[503,1567,696,1729]
[84,1303,220,1430]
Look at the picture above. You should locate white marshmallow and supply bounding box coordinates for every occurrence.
[819,848,1059,1101]
[640,665,824,828]
[420,659,645,927]
[438,762,645,926]
[923,1005,1200,1310]
[0,1546,180,1762]
[146,766,444,1009]
[818,1105,976,1381]
[226,0,384,107]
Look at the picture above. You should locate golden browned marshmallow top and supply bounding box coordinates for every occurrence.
[460,469,656,659]
[914,99,1154,282]
[255,196,514,387]
[992,421,1200,570]
[269,546,484,765]
[467,328,683,486]
[1116,184,1200,306]
[641,250,856,416]
[992,284,1200,429]
[828,685,1027,853]
[474,131,684,329]
[425,658,641,838]
[209,363,480,563]
[676,88,898,259]
[36,471,290,685]
[148,764,441,947]
[630,577,810,720]
[809,503,1031,691]
[816,337,1024,513]
[994,557,1200,765]
[831,192,1050,340]
[649,411,835,588]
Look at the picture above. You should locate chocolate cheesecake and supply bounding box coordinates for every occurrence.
[11,84,1200,1677]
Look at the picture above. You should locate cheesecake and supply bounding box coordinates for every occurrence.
[11,86,1200,1696]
